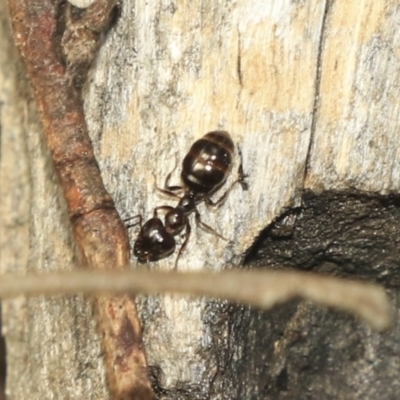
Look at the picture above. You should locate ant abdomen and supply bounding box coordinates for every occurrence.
[181,130,234,195]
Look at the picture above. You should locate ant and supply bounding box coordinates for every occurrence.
[127,131,247,268]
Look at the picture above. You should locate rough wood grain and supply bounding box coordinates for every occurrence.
[1,0,399,398]
[83,0,326,390]
[0,2,110,397]
[305,0,400,193]
[2,0,154,398]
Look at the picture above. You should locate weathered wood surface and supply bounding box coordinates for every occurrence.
[1,0,399,398]
[0,1,111,397]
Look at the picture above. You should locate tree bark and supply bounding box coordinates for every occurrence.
[1,0,399,399]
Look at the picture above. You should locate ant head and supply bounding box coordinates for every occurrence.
[133,218,176,262]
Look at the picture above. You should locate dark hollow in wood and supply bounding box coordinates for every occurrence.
[150,190,399,399]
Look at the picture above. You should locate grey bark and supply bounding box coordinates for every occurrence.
[1,0,400,399]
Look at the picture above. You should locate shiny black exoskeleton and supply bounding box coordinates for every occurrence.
[133,217,176,262]
[130,131,247,267]
[181,130,234,195]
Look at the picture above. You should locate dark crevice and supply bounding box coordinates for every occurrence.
[0,305,6,400]
[214,189,400,399]
[53,0,68,66]
[244,189,400,286]
[243,208,300,265]
[303,0,332,181]
[236,26,243,87]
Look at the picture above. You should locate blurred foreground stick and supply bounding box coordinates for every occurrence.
[7,0,155,398]
[1,268,391,332]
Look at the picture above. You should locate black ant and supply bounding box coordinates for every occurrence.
[127,131,247,267]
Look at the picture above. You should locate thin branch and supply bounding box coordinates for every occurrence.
[7,1,154,398]
[2,268,391,332]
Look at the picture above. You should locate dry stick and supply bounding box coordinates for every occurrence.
[7,1,155,399]
[0,269,391,332]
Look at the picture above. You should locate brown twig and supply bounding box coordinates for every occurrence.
[7,1,155,398]
[0,268,391,332]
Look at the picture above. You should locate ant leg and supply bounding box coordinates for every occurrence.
[205,145,248,207]
[174,219,191,269]
[153,205,174,218]
[152,169,182,199]
[204,181,238,207]
[124,214,142,229]
[194,209,229,241]
[156,187,182,199]
[164,156,184,192]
